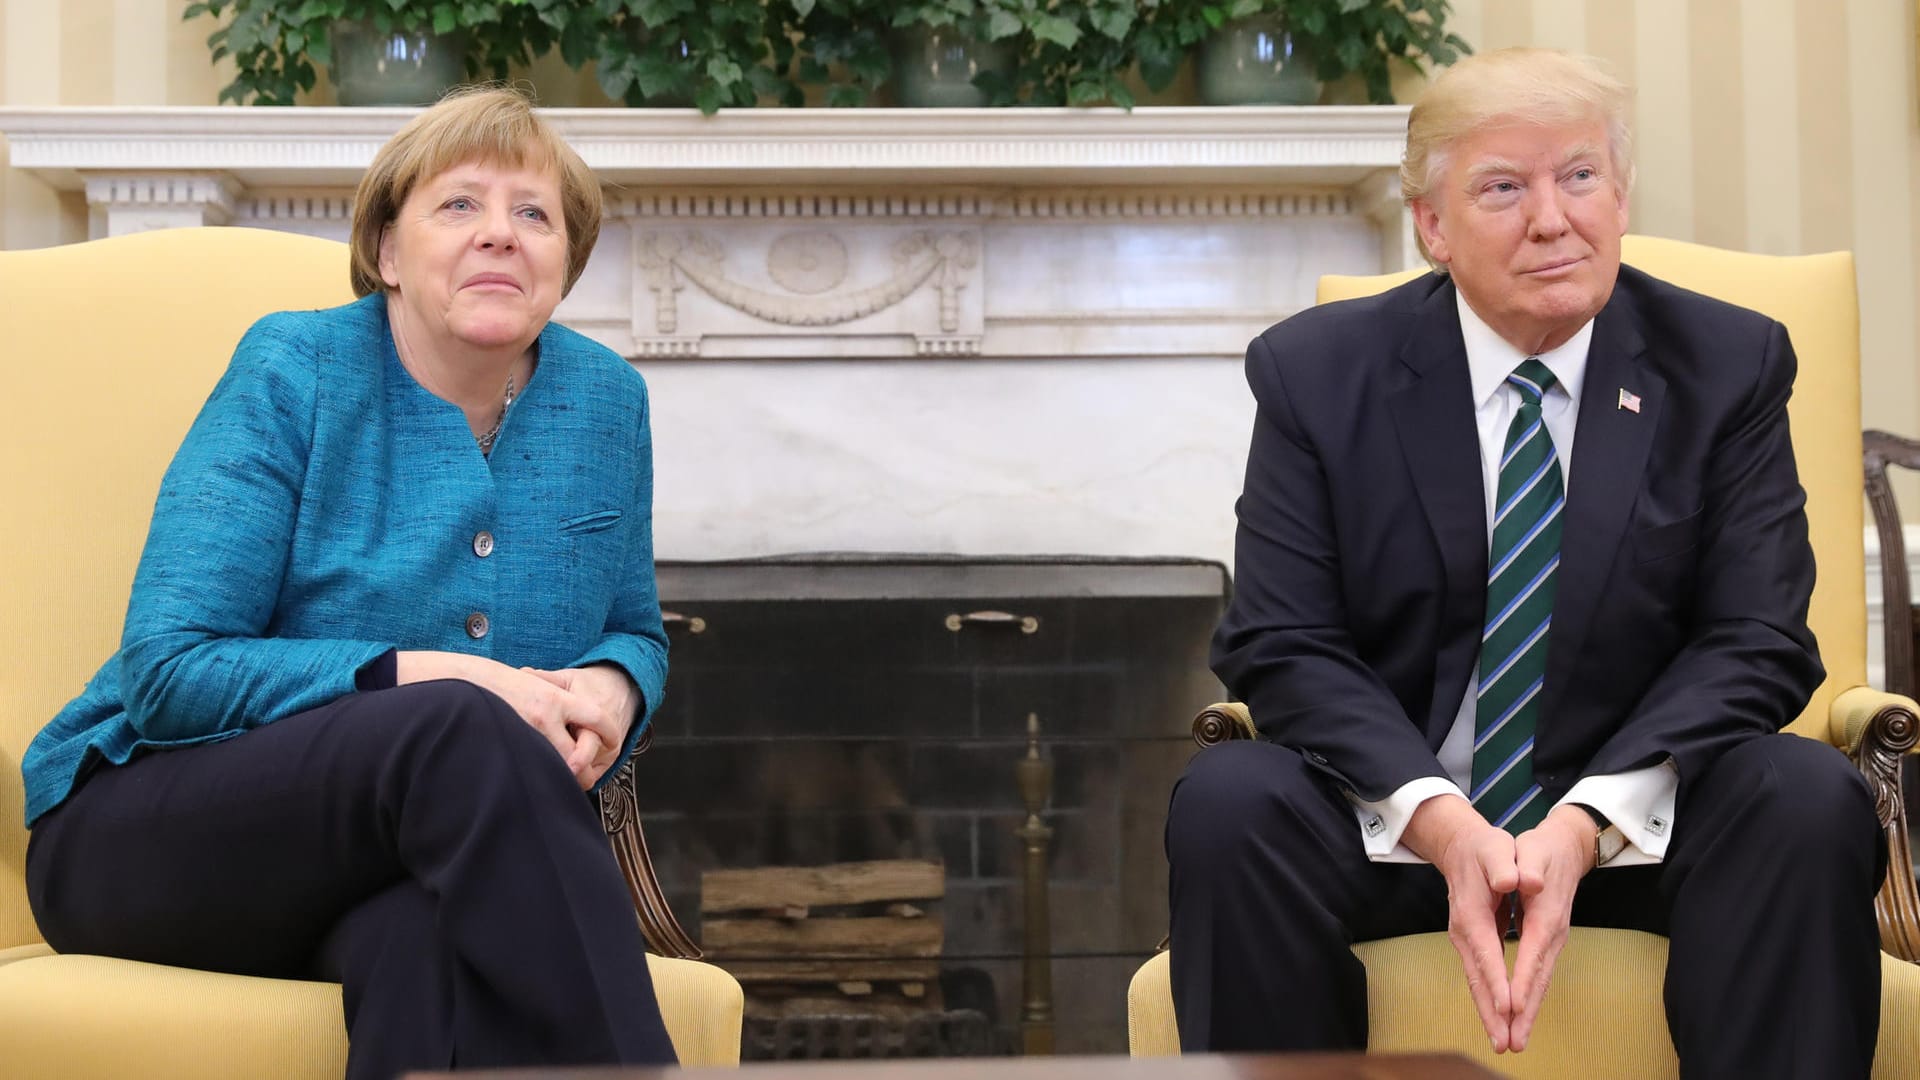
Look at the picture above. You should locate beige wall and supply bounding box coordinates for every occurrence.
[4,0,1920,454]
[0,0,229,246]
[0,0,611,247]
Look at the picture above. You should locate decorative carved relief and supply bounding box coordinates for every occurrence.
[767,230,849,294]
[632,224,984,358]
[637,233,690,335]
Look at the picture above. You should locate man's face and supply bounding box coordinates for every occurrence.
[1411,118,1630,355]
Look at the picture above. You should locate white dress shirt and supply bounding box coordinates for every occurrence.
[1349,292,1678,866]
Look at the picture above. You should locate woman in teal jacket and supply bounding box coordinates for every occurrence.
[20,88,676,1077]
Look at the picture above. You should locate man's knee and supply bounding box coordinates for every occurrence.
[1167,740,1331,870]
[1706,735,1879,860]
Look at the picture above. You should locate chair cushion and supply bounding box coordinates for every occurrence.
[1129,932,1920,1079]
[1127,950,1181,1057]
[0,951,744,1076]
[647,953,746,1066]
[1883,952,1920,1078]
[0,954,348,1080]
[0,941,53,967]
[1358,930,1674,1078]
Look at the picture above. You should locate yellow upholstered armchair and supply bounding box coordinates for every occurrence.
[0,228,742,1077]
[1128,236,1920,1078]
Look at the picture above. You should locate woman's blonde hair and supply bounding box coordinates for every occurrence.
[348,85,602,298]
[1402,48,1634,268]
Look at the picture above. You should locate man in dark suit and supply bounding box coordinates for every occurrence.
[1166,48,1886,1078]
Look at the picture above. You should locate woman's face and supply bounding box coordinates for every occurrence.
[378,158,568,355]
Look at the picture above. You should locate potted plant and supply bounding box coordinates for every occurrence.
[880,0,1024,108]
[184,0,563,106]
[781,0,1142,110]
[1135,0,1470,106]
[773,1,1023,108]
[1197,3,1320,105]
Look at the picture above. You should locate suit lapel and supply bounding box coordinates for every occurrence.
[1540,296,1663,725]
[1388,282,1487,728]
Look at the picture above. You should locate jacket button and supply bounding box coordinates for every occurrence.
[473,531,495,558]
[465,612,490,639]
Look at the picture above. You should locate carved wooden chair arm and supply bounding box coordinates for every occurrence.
[596,726,703,960]
[1192,702,1256,747]
[1829,686,1920,962]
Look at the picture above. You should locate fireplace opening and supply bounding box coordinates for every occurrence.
[636,555,1230,1057]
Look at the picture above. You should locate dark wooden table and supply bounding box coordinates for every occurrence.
[413,1053,1507,1079]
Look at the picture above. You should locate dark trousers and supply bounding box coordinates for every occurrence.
[26,680,679,1080]
[1166,734,1886,1079]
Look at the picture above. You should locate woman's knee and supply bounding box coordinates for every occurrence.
[380,680,539,750]
[374,680,576,789]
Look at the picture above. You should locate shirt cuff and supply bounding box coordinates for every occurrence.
[1352,776,1468,863]
[1557,759,1678,866]
[353,648,398,692]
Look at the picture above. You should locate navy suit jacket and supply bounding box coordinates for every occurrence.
[1211,264,1824,806]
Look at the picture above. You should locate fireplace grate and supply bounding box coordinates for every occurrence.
[743,1010,997,1060]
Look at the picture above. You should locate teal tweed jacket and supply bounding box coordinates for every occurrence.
[23,293,668,826]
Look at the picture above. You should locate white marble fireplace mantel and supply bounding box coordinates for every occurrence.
[0,104,1410,186]
[0,106,1416,355]
[0,105,1419,568]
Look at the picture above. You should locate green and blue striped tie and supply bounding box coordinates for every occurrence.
[1472,358,1562,834]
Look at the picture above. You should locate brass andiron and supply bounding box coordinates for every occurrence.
[1015,711,1055,1055]
[660,609,707,634]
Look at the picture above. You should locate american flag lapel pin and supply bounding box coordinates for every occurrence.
[1617,387,1642,413]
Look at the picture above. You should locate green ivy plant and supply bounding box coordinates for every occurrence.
[1293,0,1468,103]
[1133,0,1245,95]
[1009,0,1140,107]
[184,0,560,106]
[187,0,1470,111]
[589,0,798,112]
[767,0,891,108]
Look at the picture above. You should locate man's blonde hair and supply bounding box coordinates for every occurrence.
[349,85,602,298]
[1402,48,1634,269]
